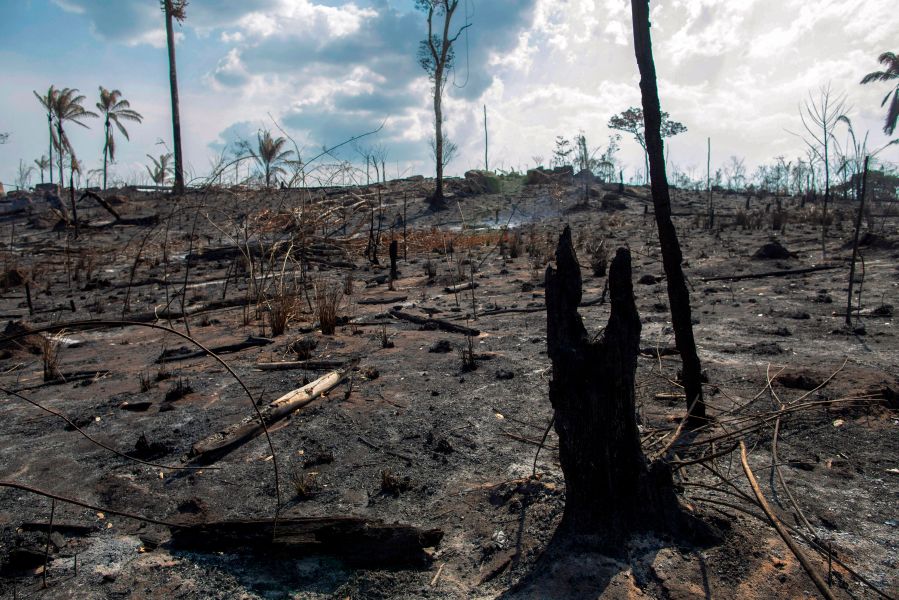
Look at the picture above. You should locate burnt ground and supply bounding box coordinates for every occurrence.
[0,174,896,599]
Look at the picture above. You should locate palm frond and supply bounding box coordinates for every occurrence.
[861,71,896,84]
[885,89,899,136]
[114,119,130,140]
[877,51,897,67]
[107,133,117,161]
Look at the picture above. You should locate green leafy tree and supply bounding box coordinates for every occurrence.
[417,0,471,209]
[248,129,295,188]
[34,155,50,184]
[146,152,174,185]
[608,106,686,184]
[97,87,143,190]
[552,136,574,168]
[51,88,98,189]
[860,51,899,135]
[32,86,59,184]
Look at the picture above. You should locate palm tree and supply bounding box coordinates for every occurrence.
[161,0,188,194]
[146,153,174,185]
[52,88,98,190]
[96,87,143,190]
[33,86,58,185]
[861,51,899,135]
[252,129,295,187]
[34,155,50,184]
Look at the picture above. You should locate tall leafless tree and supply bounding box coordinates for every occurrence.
[631,0,706,424]
[417,0,471,209]
[798,84,848,257]
[162,0,187,194]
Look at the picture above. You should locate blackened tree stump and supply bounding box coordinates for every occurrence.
[546,226,685,550]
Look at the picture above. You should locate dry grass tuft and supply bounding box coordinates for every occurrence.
[313,276,343,335]
[40,334,63,381]
[268,286,300,337]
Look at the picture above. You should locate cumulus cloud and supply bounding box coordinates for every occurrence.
[21,0,898,184]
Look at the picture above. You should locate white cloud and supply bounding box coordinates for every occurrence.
[4,0,899,187]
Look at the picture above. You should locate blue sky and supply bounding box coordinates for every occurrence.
[1,0,897,189]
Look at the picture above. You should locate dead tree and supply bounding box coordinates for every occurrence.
[631,0,706,424]
[389,239,399,283]
[417,0,471,209]
[546,227,683,548]
[846,156,869,326]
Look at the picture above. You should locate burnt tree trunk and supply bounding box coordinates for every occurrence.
[389,239,399,282]
[846,156,869,327]
[546,226,681,548]
[164,0,185,195]
[631,0,706,424]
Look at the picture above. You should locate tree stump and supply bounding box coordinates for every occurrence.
[546,226,684,550]
[389,239,399,282]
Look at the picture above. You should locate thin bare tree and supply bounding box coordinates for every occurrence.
[631,0,706,424]
[417,0,471,209]
[797,84,848,257]
[161,0,187,194]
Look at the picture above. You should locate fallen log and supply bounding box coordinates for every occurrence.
[168,516,442,567]
[390,309,480,336]
[358,295,408,305]
[19,522,98,536]
[471,295,606,318]
[126,296,251,323]
[444,282,479,293]
[78,190,120,221]
[157,336,273,363]
[255,359,351,371]
[700,264,840,282]
[188,362,356,464]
